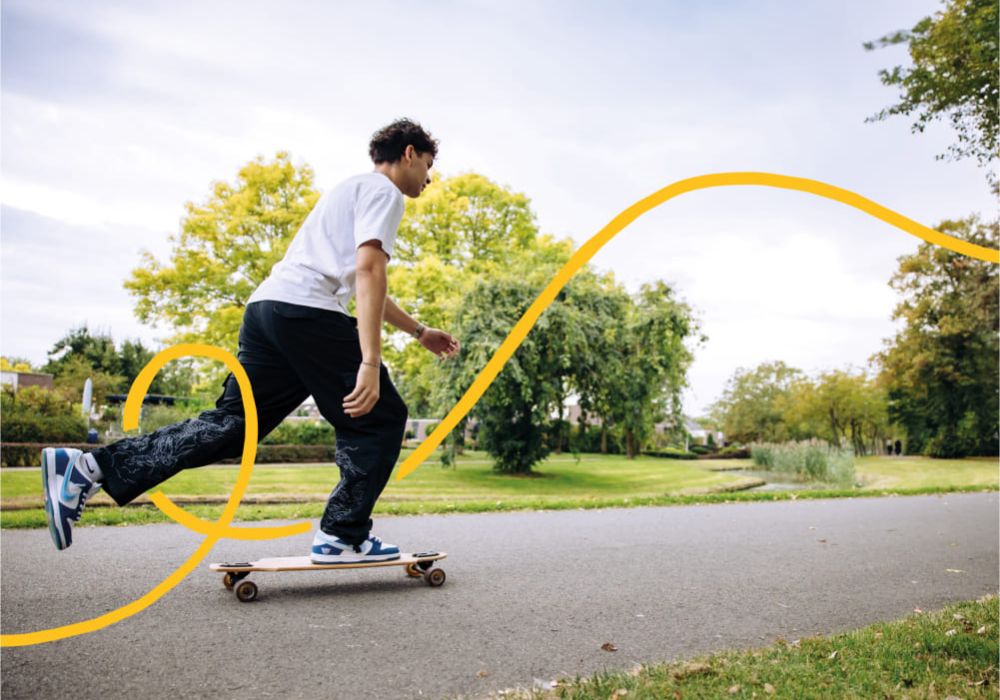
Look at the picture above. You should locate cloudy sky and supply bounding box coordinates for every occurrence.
[2,0,995,416]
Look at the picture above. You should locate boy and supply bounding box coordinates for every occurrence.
[42,119,459,563]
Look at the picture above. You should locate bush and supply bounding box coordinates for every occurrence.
[716,445,750,459]
[689,444,714,455]
[261,420,335,446]
[219,444,337,463]
[1,386,88,443]
[750,439,855,485]
[644,447,698,460]
[2,442,96,467]
[137,404,204,432]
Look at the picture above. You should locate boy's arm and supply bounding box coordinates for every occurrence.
[383,296,422,337]
[355,242,388,363]
[344,242,388,418]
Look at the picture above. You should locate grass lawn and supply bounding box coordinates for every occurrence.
[493,595,998,699]
[1,450,996,529]
[855,455,999,489]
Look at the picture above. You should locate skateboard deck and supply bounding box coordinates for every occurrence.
[209,551,447,601]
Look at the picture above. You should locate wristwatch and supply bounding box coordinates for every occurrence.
[413,322,426,339]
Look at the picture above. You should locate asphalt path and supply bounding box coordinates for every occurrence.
[2,492,997,699]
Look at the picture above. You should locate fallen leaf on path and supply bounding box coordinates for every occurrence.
[818,539,827,543]
[914,608,924,614]
[601,642,617,652]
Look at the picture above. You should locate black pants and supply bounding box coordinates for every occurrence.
[90,301,408,545]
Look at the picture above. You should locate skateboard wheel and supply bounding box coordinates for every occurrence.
[235,580,258,602]
[425,568,446,587]
[417,560,434,572]
[223,573,237,590]
[405,563,422,578]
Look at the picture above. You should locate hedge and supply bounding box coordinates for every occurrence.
[715,445,750,459]
[2,443,98,467]
[643,448,698,460]
[2,442,340,467]
[219,444,338,463]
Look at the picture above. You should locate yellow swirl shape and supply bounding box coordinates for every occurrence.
[0,343,278,647]
[395,172,998,480]
[2,173,996,648]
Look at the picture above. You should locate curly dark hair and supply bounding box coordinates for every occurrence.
[368,119,439,164]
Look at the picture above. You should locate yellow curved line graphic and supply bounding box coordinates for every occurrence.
[0,344,262,647]
[395,171,998,480]
[2,173,996,647]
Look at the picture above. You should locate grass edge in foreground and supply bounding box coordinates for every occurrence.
[1,484,996,529]
[487,595,998,699]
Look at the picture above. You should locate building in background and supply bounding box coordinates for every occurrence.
[0,371,54,392]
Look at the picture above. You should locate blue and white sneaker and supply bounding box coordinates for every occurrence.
[41,448,102,551]
[310,531,401,564]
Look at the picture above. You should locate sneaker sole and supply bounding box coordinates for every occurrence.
[41,448,70,550]
[309,552,402,565]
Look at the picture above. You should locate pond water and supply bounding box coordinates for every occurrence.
[728,469,826,492]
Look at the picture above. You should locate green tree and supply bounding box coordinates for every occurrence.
[40,326,195,399]
[393,173,538,270]
[386,173,571,416]
[52,355,124,408]
[42,326,119,378]
[874,216,999,456]
[708,361,803,444]
[600,281,702,458]
[437,265,701,470]
[562,273,633,454]
[865,0,999,172]
[783,369,892,456]
[125,152,320,353]
[441,274,564,473]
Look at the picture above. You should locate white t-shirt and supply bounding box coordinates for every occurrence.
[247,172,405,314]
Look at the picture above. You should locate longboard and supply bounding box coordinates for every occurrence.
[209,551,447,602]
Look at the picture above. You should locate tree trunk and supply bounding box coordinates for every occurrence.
[601,426,608,454]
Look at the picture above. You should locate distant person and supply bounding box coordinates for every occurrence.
[42,119,460,563]
[885,441,892,456]
[894,439,902,456]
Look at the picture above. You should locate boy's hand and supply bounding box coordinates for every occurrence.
[419,328,460,359]
[344,364,381,418]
